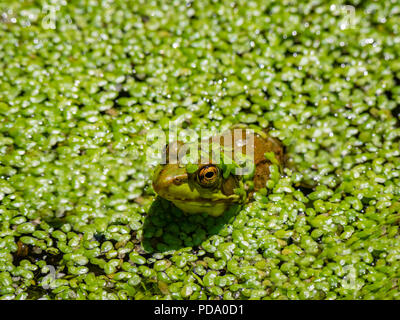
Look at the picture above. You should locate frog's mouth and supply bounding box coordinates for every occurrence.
[159,194,241,205]
[171,199,220,206]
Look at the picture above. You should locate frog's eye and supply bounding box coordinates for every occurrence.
[197,165,219,187]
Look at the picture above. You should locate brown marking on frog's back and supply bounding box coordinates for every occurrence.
[209,128,284,192]
[252,132,285,191]
[221,175,239,196]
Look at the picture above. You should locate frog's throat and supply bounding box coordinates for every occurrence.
[171,200,234,217]
[161,193,242,204]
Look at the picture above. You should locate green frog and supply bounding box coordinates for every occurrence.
[152,127,285,217]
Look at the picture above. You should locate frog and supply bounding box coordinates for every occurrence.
[152,126,285,217]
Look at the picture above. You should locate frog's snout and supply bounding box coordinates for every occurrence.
[153,175,189,201]
[152,163,189,200]
[171,176,188,186]
[153,174,188,192]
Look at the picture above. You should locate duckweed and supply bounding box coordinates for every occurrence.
[0,0,400,300]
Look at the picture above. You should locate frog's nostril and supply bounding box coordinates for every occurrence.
[173,176,187,185]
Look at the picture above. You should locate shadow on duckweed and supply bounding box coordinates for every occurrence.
[142,197,241,253]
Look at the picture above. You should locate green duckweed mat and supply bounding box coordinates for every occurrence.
[0,0,400,300]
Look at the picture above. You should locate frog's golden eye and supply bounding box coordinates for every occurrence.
[197,165,219,187]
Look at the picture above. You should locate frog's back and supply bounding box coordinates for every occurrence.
[209,127,285,192]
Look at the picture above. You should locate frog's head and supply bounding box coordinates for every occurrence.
[152,142,243,217]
